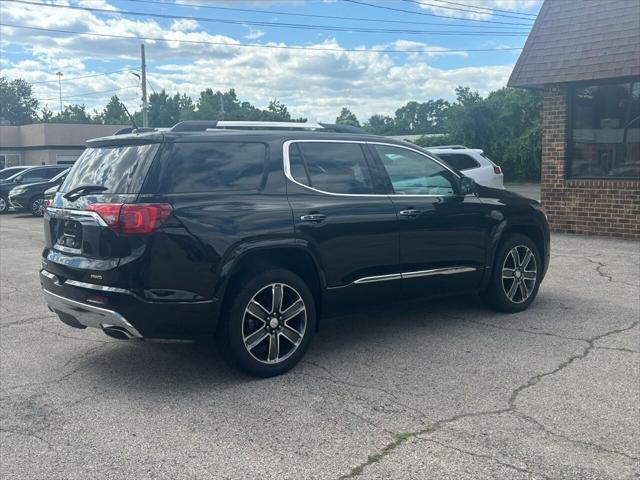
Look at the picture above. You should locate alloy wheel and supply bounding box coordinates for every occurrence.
[502,245,537,304]
[242,283,307,364]
[0,197,6,213]
[32,198,45,216]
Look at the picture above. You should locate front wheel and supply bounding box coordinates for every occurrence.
[29,196,45,217]
[484,234,542,313]
[0,196,8,214]
[217,268,317,377]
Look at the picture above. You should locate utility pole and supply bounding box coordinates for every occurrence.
[55,71,63,115]
[140,44,149,128]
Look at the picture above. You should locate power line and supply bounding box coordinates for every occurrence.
[122,0,528,29]
[37,85,139,102]
[420,0,537,18]
[1,23,526,54]
[4,0,531,35]
[343,0,534,26]
[401,0,537,20]
[29,68,138,85]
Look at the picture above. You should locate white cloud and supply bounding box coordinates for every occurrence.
[244,28,265,40]
[0,0,520,121]
[414,0,541,21]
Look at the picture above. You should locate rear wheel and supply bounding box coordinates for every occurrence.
[29,196,45,217]
[484,234,542,313]
[217,268,316,377]
[0,196,8,214]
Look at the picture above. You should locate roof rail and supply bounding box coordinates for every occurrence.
[170,120,365,134]
[427,145,468,150]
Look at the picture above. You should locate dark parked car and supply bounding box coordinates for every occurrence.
[9,169,69,216]
[40,121,550,377]
[0,166,29,181]
[0,166,67,214]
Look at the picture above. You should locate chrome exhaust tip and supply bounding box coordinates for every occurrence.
[102,325,135,340]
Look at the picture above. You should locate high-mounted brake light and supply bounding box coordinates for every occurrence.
[86,203,173,235]
[493,166,503,175]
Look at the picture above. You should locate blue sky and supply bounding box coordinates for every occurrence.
[0,0,542,121]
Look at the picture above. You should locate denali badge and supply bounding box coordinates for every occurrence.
[90,274,103,280]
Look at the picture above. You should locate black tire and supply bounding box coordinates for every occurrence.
[0,195,8,214]
[29,196,45,217]
[484,233,542,313]
[216,268,317,377]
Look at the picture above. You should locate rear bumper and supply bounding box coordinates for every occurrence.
[40,269,220,339]
[43,288,143,338]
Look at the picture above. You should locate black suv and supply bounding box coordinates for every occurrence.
[40,121,549,376]
[0,165,68,214]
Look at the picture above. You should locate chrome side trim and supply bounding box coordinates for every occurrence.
[401,266,477,279]
[42,288,143,338]
[353,273,402,284]
[352,266,477,285]
[282,139,461,198]
[64,279,132,295]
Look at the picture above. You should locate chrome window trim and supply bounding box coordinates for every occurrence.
[352,266,477,285]
[282,139,461,198]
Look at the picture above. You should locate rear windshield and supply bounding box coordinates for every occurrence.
[435,153,480,171]
[59,144,159,194]
[158,142,267,193]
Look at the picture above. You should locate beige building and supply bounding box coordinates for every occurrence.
[0,123,127,169]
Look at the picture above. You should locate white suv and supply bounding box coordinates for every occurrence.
[427,145,504,189]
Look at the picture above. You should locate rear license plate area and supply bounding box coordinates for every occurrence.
[55,220,83,251]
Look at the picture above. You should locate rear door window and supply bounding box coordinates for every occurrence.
[160,142,267,193]
[435,153,480,171]
[289,142,374,194]
[60,144,160,194]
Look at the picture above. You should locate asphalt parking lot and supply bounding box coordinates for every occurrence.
[1,213,638,479]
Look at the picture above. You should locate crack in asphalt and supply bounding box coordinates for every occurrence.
[0,427,54,450]
[336,319,640,479]
[0,344,108,394]
[584,257,613,282]
[417,437,551,479]
[0,314,51,330]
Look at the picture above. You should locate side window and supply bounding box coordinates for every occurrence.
[161,142,266,193]
[289,142,374,194]
[373,145,457,196]
[21,169,48,181]
[436,153,480,171]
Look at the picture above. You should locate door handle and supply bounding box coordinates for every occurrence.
[300,214,326,223]
[399,209,421,217]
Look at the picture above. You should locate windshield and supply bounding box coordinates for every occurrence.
[60,144,159,194]
[4,169,31,182]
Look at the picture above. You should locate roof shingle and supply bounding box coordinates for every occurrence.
[508,0,640,88]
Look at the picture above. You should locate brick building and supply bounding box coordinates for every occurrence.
[508,0,639,239]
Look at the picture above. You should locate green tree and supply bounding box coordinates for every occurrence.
[0,76,39,125]
[98,95,130,125]
[336,107,360,127]
[52,104,94,124]
[363,114,395,135]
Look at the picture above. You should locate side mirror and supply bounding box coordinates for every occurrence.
[459,176,476,195]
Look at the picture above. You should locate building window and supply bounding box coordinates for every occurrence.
[568,80,640,179]
[0,153,21,169]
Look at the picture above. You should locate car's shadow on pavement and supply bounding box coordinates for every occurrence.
[74,294,490,392]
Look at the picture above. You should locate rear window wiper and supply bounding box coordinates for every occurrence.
[63,185,108,201]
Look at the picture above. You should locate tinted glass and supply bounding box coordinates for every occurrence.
[60,144,159,194]
[374,145,456,196]
[292,142,373,194]
[570,80,640,178]
[436,153,479,171]
[161,142,266,193]
[21,168,52,181]
[288,144,309,186]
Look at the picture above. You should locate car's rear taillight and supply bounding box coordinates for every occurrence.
[86,203,173,235]
[493,166,502,174]
[44,199,53,208]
